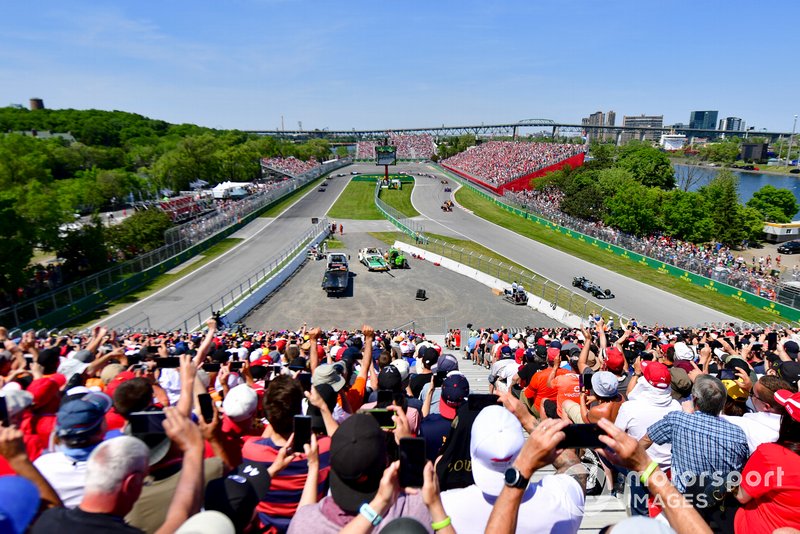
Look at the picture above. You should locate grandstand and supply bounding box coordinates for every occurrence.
[442,141,587,193]
[155,193,213,223]
[260,156,320,177]
[356,133,435,160]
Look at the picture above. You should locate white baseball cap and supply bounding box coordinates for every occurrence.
[469,406,525,496]
[222,385,258,422]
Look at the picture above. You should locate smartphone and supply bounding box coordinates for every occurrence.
[0,397,9,427]
[578,373,584,390]
[719,369,736,381]
[296,373,312,392]
[398,438,426,488]
[559,424,606,449]
[229,361,244,371]
[202,363,221,373]
[198,393,214,424]
[155,357,181,368]
[767,332,778,352]
[377,389,394,408]
[147,346,159,354]
[293,415,312,449]
[365,409,396,429]
[128,411,167,435]
[467,394,498,412]
[433,371,447,388]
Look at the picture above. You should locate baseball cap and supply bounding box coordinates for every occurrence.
[390,359,410,382]
[56,392,112,438]
[673,342,695,361]
[546,347,560,362]
[421,347,438,369]
[590,371,618,398]
[774,389,800,422]
[439,375,469,419]
[205,460,275,532]
[722,380,748,402]
[100,363,126,385]
[669,368,693,401]
[784,340,800,359]
[469,406,525,496]
[0,476,40,534]
[57,358,89,383]
[377,366,402,392]
[436,354,459,374]
[640,361,671,390]
[0,390,33,419]
[329,414,387,513]
[222,385,258,422]
[604,348,625,372]
[307,384,337,432]
[175,511,234,534]
[776,361,800,389]
[500,346,512,358]
[312,364,346,392]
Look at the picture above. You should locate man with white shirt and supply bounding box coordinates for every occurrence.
[488,346,518,394]
[722,375,792,454]
[613,360,680,516]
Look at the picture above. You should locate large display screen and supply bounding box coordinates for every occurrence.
[375,145,397,166]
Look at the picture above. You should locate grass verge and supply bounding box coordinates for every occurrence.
[324,237,346,249]
[379,185,419,218]
[66,238,243,329]
[453,186,783,323]
[259,176,326,218]
[328,181,383,219]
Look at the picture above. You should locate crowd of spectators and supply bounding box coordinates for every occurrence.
[442,142,586,186]
[0,317,799,533]
[261,157,321,177]
[356,134,435,160]
[505,188,787,299]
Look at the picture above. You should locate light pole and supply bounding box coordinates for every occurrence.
[786,114,798,166]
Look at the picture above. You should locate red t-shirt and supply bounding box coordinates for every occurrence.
[735,442,800,534]
[524,367,567,412]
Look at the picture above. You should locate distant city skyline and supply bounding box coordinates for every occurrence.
[1,1,798,132]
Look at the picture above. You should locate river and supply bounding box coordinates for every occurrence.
[674,164,800,216]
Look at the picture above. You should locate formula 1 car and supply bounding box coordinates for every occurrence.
[358,247,389,271]
[572,276,614,299]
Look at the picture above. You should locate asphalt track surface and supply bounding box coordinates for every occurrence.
[407,163,737,326]
[99,172,352,331]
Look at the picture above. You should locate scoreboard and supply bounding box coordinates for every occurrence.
[375,145,397,166]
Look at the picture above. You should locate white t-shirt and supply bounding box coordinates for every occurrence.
[614,396,681,469]
[489,359,519,393]
[722,411,781,455]
[34,451,88,508]
[441,475,584,534]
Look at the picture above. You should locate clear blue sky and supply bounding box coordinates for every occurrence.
[2,0,798,132]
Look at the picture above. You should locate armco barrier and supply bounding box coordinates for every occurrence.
[435,165,800,322]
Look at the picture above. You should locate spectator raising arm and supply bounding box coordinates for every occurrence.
[0,426,62,510]
[308,327,322,374]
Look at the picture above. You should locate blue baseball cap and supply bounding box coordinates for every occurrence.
[56,392,112,438]
[0,476,40,534]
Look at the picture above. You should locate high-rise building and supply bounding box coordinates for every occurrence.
[581,110,616,142]
[722,117,745,132]
[689,110,719,131]
[621,114,664,143]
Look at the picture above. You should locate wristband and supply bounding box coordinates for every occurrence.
[640,461,659,485]
[359,502,382,526]
[431,516,452,530]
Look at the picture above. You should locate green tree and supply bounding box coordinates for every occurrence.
[616,142,675,189]
[107,209,172,258]
[336,146,349,158]
[0,193,35,294]
[698,170,746,246]
[700,140,740,164]
[661,190,714,243]
[587,142,615,169]
[603,183,663,236]
[741,206,768,244]
[746,185,799,223]
[57,218,109,278]
[560,171,605,221]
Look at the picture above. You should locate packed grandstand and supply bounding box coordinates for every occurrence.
[356,133,436,160]
[442,141,587,186]
[261,156,321,177]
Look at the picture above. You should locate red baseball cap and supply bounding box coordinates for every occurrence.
[546,347,560,362]
[641,361,671,389]
[604,348,625,372]
[775,389,800,422]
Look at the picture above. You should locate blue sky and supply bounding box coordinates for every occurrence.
[2,0,798,132]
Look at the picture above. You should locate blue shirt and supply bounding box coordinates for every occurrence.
[647,411,749,492]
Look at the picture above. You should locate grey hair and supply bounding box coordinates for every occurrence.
[85,436,149,494]
[692,375,727,415]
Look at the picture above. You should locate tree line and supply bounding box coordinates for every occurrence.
[0,107,332,300]
[539,142,798,247]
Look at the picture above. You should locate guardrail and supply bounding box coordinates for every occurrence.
[373,180,428,242]
[2,159,351,329]
[435,164,800,323]
[166,219,330,332]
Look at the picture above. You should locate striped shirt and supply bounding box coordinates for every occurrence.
[241,435,331,532]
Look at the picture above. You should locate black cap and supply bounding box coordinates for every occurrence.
[421,347,438,369]
[205,460,273,532]
[777,361,800,389]
[307,383,337,433]
[329,414,387,513]
[377,366,402,392]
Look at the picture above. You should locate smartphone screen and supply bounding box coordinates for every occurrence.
[0,397,9,427]
[229,361,244,371]
[559,424,606,449]
[467,394,498,412]
[296,373,312,392]
[398,438,426,488]
[198,393,214,424]
[365,409,396,429]
[129,411,167,435]
[293,415,312,448]
[433,371,447,388]
[767,332,778,352]
[155,357,181,368]
[377,389,393,408]
[202,363,221,373]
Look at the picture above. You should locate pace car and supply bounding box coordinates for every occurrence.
[358,247,389,271]
[572,276,614,299]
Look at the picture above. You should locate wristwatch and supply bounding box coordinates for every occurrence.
[359,502,383,526]
[504,466,529,489]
